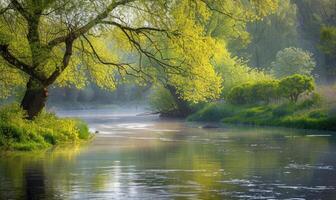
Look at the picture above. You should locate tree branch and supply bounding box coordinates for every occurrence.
[45,37,74,85]
[101,20,167,33]
[47,0,137,48]
[0,4,12,15]
[0,44,44,82]
[10,0,30,19]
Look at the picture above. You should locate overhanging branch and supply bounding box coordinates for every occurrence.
[47,0,137,48]
[0,44,44,82]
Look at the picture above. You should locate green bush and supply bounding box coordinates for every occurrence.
[226,84,250,105]
[188,101,335,131]
[149,86,178,113]
[272,103,297,117]
[299,92,322,108]
[308,110,327,119]
[0,104,91,151]
[227,80,279,105]
[278,74,315,102]
[187,103,238,122]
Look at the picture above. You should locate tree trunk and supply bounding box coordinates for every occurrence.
[166,84,192,117]
[21,78,49,120]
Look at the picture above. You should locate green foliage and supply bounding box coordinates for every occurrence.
[271,47,316,78]
[187,103,238,122]
[320,26,336,56]
[227,80,279,105]
[0,0,279,105]
[227,74,316,105]
[245,0,299,68]
[272,103,297,117]
[278,74,315,102]
[0,104,91,151]
[149,86,178,114]
[189,86,335,131]
[215,49,273,96]
[189,101,335,131]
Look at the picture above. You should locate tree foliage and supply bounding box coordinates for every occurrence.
[227,80,279,105]
[271,47,316,78]
[0,0,278,111]
[320,26,336,77]
[278,74,315,102]
[245,0,298,68]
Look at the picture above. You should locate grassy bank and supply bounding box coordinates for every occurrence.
[0,104,91,151]
[187,101,336,131]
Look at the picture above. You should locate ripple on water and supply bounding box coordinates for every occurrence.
[285,163,334,170]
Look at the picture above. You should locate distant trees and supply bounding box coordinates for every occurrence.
[271,47,316,78]
[293,0,336,79]
[227,74,315,104]
[320,26,336,78]
[245,0,299,68]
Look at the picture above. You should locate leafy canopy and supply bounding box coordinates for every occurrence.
[0,0,278,102]
[278,74,315,102]
[271,47,316,78]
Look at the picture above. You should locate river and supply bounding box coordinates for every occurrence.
[1,108,336,199]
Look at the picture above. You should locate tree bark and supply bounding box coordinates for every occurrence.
[166,84,192,117]
[21,78,49,120]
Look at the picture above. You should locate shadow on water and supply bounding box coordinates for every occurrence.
[25,164,46,200]
[1,109,336,199]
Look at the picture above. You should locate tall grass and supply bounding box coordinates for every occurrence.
[0,104,91,151]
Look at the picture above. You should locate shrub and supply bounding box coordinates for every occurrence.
[187,103,238,122]
[278,74,315,102]
[272,103,297,117]
[227,80,279,105]
[308,110,327,119]
[149,86,178,113]
[299,92,322,108]
[227,84,249,105]
[0,104,91,151]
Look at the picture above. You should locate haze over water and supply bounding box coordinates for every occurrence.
[1,108,336,199]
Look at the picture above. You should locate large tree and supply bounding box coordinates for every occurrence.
[0,0,277,119]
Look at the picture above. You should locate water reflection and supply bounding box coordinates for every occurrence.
[25,164,46,200]
[0,110,336,199]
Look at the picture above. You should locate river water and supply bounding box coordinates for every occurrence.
[1,108,336,199]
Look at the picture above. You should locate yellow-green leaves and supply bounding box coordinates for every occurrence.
[0,0,278,102]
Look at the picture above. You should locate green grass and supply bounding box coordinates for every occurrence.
[188,101,336,131]
[187,103,240,122]
[0,104,91,151]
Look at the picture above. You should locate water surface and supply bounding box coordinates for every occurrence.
[1,109,336,199]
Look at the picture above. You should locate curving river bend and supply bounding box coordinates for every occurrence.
[1,108,336,199]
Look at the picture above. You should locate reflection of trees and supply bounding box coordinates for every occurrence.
[0,145,82,199]
[25,164,46,200]
[0,128,335,199]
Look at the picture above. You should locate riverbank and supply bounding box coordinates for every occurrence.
[1,108,335,199]
[0,104,91,151]
[187,102,336,131]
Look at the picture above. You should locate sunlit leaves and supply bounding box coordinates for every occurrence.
[0,0,279,102]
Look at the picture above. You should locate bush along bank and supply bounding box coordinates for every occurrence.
[0,104,91,151]
[188,101,336,131]
[188,75,336,131]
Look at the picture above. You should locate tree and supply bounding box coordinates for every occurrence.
[293,0,336,79]
[227,80,279,105]
[320,26,336,77]
[278,74,315,102]
[0,0,278,119]
[271,47,316,78]
[244,0,299,68]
